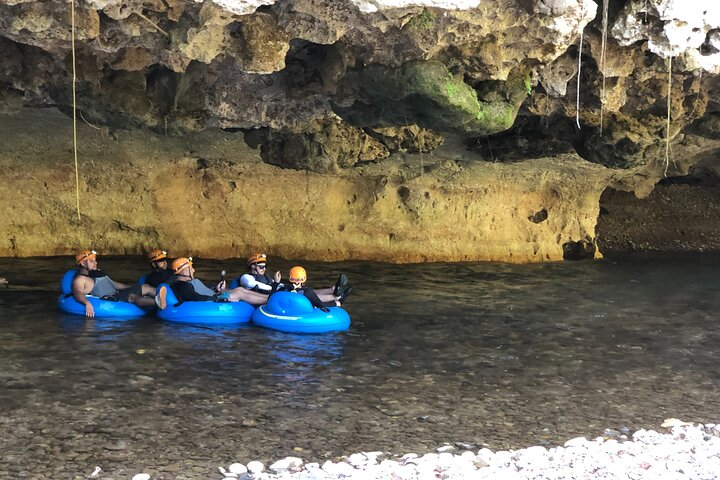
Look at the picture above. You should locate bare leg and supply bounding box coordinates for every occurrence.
[227,287,269,306]
[317,292,340,304]
[141,284,157,296]
[129,293,157,307]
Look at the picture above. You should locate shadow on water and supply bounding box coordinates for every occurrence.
[1,254,720,478]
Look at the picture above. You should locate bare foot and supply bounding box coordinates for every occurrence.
[0,277,7,286]
[156,285,167,310]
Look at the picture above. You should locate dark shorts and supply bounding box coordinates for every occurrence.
[114,284,143,302]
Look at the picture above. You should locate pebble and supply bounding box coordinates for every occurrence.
[229,463,248,474]
[217,421,720,480]
[246,460,265,474]
[269,456,303,472]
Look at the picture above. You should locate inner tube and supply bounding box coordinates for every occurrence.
[251,291,350,334]
[156,283,254,325]
[57,270,152,318]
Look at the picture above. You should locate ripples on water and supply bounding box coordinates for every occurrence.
[1,254,719,478]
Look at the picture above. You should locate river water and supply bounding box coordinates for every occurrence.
[1,254,719,479]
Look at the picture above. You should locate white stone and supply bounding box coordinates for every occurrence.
[564,436,589,448]
[400,453,418,461]
[346,453,368,467]
[492,450,513,466]
[388,463,416,480]
[476,447,495,466]
[321,461,355,477]
[460,451,475,460]
[246,461,265,474]
[270,457,303,472]
[229,463,248,474]
[296,470,328,480]
[131,475,150,480]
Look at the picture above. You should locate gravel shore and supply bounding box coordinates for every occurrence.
[191,421,720,480]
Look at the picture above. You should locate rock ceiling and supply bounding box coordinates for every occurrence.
[1,0,719,178]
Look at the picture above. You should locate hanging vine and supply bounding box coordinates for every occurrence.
[664,56,672,177]
[599,0,609,135]
[576,9,584,129]
[70,0,81,220]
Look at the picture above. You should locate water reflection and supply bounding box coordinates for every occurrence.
[57,314,145,338]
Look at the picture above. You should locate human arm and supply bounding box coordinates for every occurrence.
[72,276,95,317]
[269,281,286,294]
[240,274,272,293]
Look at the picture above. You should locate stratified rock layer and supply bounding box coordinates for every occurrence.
[0,108,609,262]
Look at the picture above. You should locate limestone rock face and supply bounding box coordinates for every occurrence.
[0,109,613,262]
[1,0,720,260]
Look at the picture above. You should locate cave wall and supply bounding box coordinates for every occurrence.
[0,108,610,262]
[597,166,720,253]
[1,0,720,261]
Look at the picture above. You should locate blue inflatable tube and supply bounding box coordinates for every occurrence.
[156,283,254,325]
[252,291,350,333]
[57,270,152,318]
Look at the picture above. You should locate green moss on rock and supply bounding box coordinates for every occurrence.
[405,9,436,31]
[346,61,529,136]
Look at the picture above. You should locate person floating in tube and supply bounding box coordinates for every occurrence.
[241,252,351,304]
[156,257,269,309]
[72,250,157,318]
[270,265,352,312]
[143,249,174,288]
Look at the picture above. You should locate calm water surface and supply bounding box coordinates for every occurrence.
[1,254,719,479]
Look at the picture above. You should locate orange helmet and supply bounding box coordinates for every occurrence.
[289,266,307,284]
[148,249,168,263]
[247,252,268,266]
[75,249,97,264]
[172,257,193,274]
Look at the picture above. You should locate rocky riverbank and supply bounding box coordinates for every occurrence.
[118,420,720,480]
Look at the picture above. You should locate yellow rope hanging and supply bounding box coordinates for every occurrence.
[664,56,672,177]
[599,0,609,135]
[71,0,81,220]
[576,22,584,129]
[135,11,169,37]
